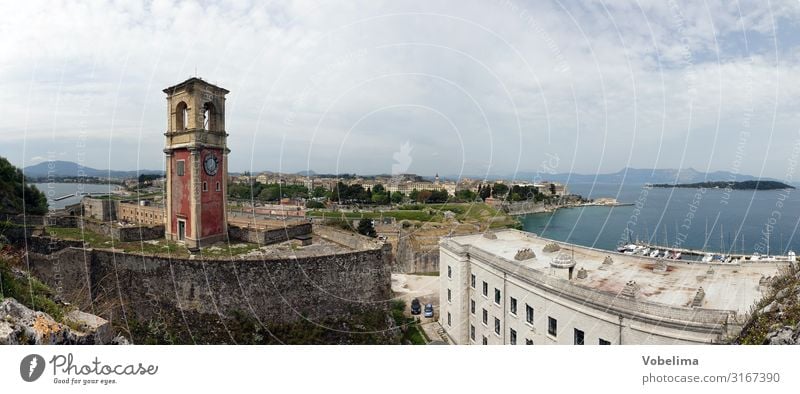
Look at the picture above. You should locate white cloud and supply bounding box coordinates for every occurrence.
[0,0,799,178]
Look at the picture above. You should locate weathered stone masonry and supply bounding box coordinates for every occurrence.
[26,243,392,337]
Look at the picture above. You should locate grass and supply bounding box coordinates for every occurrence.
[0,256,67,321]
[45,226,268,259]
[390,299,428,345]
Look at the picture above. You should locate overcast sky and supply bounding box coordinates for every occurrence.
[1,0,799,180]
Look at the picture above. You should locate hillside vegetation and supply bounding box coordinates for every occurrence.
[0,156,47,215]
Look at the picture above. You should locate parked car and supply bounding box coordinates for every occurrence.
[424,303,434,318]
[410,298,421,315]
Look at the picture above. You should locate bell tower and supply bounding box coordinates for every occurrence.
[162,77,230,250]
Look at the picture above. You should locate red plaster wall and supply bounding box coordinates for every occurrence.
[171,150,192,238]
[199,148,225,237]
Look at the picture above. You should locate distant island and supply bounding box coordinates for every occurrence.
[652,180,795,190]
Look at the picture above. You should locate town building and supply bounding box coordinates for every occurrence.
[439,230,787,345]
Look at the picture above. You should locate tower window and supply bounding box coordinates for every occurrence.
[202,181,208,192]
[216,181,221,191]
[176,160,185,176]
[175,101,188,131]
[202,102,216,131]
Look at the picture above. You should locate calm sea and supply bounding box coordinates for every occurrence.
[520,182,800,256]
[31,183,122,209]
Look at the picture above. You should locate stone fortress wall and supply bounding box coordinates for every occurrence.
[20,224,392,343]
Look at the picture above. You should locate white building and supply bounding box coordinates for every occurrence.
[439,230,787,345]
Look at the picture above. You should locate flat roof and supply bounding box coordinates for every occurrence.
[445,230,786,315]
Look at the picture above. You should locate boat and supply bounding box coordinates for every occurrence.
[701,253,713,263]
[649,249,660,258]
[673,252,682,260]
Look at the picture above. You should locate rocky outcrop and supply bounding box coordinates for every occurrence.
[0,298,117,345]
[763,324,800,345]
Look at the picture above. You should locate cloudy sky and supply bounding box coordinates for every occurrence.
[1,0,799,180]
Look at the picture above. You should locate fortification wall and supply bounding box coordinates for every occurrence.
[228,222,311,245]
[76,218,164,242]
[26,245,392,342]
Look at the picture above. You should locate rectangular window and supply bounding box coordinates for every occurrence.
[482,281,488,297]
[176,160,185,176]
[216,181,221,191]
[447,312,451,327]
[482,309,488,325]
[447,289,451,303]
[525,339,533,345]
[447,265,452,278]
[510,328,517,345]
[548,317,557,337]
[471,274,476,289]
[482,336,488,345]
[510,297,518,315]
[574,328,585,345]
[470,325,476,341]
[202,181,208,192]
[494,288,501,305]
[494,318,500,335]
[599,338,611,345]
[470,299,475,314]
[525,304,534,324]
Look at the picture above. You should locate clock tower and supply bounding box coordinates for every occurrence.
[162,77,229,250]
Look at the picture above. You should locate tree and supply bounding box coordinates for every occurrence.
[357,218,377,237]
[479,184,491,200]
[306,200,325,209]
[0,156,47,215]
[491,183,509,199]
[390,191,404,204]
[372,184,385,194]
[311,186,327,198]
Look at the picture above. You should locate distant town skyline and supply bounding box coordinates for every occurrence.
[2,1,800,179]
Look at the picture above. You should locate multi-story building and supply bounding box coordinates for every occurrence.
[440,229,787,345]
[117,200,165,226]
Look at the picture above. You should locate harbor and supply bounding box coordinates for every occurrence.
[617,242,797,263]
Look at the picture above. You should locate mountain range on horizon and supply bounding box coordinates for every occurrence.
[18,160,790,186]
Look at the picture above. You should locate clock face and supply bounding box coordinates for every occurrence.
[203,154,219,176]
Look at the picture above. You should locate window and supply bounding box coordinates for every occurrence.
[482,309,488,325]
[470,299,475,314]
[548,317,557,337]
[482,281,488,297]
[599,338,611,345]
[471,274,476,288]
[176,160,185,176]
[494,288,501,305]
[525,339,533,345]
[202,181,208,192]
[447,289,451,303]
[525,304,534,324]
[216,181,221,191]
[482,336,488,345]
[510,328,517,345]
[494,318,500,335]
[510,297,518,315]
[447,312,451,326]
[175,101,188,131]
[470,325,476,341]
[574,328,585,345]
[447,266,452,278]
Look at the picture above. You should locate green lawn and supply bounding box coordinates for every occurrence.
[308,202,518,227]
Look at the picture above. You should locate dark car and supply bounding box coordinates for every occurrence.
[423,303,434,318]
[410,298,421,315]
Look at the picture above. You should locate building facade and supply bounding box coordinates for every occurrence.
[162,77,230,249]
[440,230,785,345]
